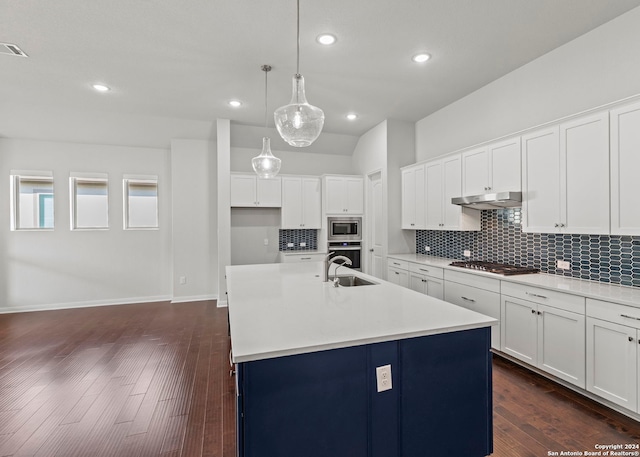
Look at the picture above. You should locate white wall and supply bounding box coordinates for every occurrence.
[231,147,355,175]
[170,139,218,303]
[416,6,640,160]
[0,139,172,312]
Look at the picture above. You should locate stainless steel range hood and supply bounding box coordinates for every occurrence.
[451,191,522,210]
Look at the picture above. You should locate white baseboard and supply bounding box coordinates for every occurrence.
[170,294,218,304]
[0,295,173,314]
[217,299,228,308]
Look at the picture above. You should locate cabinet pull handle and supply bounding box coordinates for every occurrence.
[300,257,311,260]
[554,223,559,227]
[419,268,429,272]
[369,249,374,252]
[395,272,400,275]
[393,262,400,266]
[526,292,548,299]
[421,279,427,283]
[537,311,542,315]
[621,314,640,321]
[461,296,475,302]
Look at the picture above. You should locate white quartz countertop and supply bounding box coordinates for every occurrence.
[387,253,640,309]
[226,262,496,363]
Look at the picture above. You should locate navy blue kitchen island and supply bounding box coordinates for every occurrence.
[227,263,495,457]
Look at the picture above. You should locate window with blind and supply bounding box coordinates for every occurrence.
[70,176,109,229]
[10,174,55,230]
[124,178,158,229]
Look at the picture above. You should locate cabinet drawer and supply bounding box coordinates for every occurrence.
[408,263,444,279]
[387,258,409,270]
[501,282,585,314]
[280,253,326,263]
[586,298,640,330]
[444,281,500,319]
[444,270,500,293]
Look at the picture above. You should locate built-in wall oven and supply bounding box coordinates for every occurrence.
[327,241,362,271]
[328,217,362,241]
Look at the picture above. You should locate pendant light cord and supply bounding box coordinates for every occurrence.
[261,64,272,131]
[296,0,300,75]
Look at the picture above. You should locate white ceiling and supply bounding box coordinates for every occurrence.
[2,0,640,152]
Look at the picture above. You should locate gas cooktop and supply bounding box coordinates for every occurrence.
[449,260,539,276]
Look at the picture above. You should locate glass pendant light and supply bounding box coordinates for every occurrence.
[252,65,281,179]
[274,0,324,147]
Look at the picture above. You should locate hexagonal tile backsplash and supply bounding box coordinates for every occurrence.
[416,208,640,288]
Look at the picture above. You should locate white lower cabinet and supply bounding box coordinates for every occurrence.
[501,283,586,388]
[586,299,640,412]
[444,271,500,350]
[387,259,409,288]
[408,263,444,300]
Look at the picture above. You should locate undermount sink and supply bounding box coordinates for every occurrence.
[328,275,378,287]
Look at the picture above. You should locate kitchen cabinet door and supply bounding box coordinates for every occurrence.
[610,101,640,235]
[501,296,537,365]
[586,317,637,412]
[231,174,258,207]
[424,155,480,231]
[461,147,489,196]
[256,177,282,207]
[537,304,586,388]
[301,178,322,228]
[409,272,427,294]
[324,176,364,214]
[231,174,281,207]
[489,137,521,194]
[425,160,443,229]
[282,177,322,229]
[387,266,409,288]
[561,111,609,235]
[521,126,561,233]
[401,164,425,229]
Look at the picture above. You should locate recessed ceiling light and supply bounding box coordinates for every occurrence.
[92,83,110,92]
[412,53,431,63]
[346,113,358,121]
[228,100,242,108]
[316,34,337,45]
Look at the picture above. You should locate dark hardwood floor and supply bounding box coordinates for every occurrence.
[0,301,638,456]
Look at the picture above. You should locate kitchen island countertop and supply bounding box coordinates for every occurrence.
[226,262,496,363]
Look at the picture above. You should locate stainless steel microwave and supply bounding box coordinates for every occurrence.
[328,217,362,241]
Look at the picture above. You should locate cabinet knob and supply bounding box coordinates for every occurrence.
[537,311,542,315]
[560,223,565,228]
[554,223,559,227]
[629,336,634,342]
[369,249,374,252]
[531,309,536,314]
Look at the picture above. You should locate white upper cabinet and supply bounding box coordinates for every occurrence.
[425,155,480,231]
[462,137,521,196]
[522,111,609,234]
[230,173,282,207]
[610,101,640,235]
[281,177,322,229]
[401,163,426,229]
[323,175,364,214]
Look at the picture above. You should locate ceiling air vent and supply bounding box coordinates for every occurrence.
[0,43,28,57]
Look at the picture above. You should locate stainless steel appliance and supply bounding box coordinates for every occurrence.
[328,217,361,241]
[449,260,538,276]
[451,191,522,210]
[328,241,361,271]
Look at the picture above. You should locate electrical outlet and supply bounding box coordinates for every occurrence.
[424,246,431,252]
[264,238,269,246]
[287,243,294,248]
[464,250,471,257]
[179,276,187,285]
[557,260,570,270]
[376,364,392,392]
[300,242,306,247]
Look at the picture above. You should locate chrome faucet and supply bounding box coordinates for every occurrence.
[324,253,353,282]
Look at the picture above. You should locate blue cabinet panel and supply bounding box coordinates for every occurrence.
[241,345,369,457]
[400,327,493,457]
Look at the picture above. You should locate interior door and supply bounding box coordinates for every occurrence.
[367,171,385,279]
